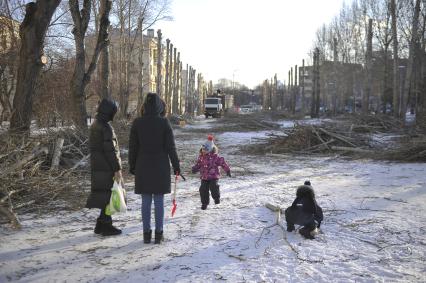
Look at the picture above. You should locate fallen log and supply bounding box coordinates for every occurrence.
[330,146,373,153]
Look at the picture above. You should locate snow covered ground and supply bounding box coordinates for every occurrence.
[1,117,426,282]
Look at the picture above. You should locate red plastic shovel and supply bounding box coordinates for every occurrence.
[171,173,178,217]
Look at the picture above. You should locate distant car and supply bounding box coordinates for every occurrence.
[239,104,261,114]
[239,105,254,114]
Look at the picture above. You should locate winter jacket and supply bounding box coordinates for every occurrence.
[128,93,180,195]
[86,99,122,209]
[287,185,323,226]
[192,151,230,180]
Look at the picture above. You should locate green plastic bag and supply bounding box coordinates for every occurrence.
[105,181,127,215]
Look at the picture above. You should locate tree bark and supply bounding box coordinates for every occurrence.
[9,0,61,134]
[172,47,178,114]
[363,19,373,114]
[167,43,173,115]
[137,17,144,115]
[99,0,111,99]
[301,59,305,114]
[165,39,170,106]
[403,0,421,121]
[156,29,162,98]
[390,0,400,117]
[69,0,111,129]
[333,37,338,115]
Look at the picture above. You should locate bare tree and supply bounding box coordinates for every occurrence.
[99,0,112,99]
[391,0,399,117]
[9,0,61,133]
[156,29,162,97]
[69,0,111,129]
[402,0,421,119]
[363,19,373,114]
[0,1,21,124]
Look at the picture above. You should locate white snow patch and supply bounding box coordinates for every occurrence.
[1,117,425,283]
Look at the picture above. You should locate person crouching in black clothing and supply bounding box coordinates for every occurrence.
[285,181,323,239]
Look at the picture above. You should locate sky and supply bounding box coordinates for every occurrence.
[153,0,350,88]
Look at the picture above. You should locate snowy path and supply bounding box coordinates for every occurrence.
[1,118,426,282]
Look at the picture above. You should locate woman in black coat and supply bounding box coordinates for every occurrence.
[129,93,180,244]
[86,98,123,236]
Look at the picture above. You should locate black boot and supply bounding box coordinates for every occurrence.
[299,226,315,240]
[214,198,220,204]
[286,223,295,232]
[94,219,103,234]
[101,220,122,236]
[143,230,152,244]
[201,204,207,210]
[154,230,163,244]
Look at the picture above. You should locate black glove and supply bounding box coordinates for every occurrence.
[226,171,231,177]
[174,168,181,176]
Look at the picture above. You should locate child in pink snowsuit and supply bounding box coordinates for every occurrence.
[192,135,231,210]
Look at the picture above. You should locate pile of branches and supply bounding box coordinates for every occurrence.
[339,113,404,133]
[242,113,426,162]
[243,122,375,156]
[379,134,426,161]
[0,128,90,229]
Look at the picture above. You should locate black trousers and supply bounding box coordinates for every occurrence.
[285,207,316,230]
[199,179,220,205]
[98,206,112,223]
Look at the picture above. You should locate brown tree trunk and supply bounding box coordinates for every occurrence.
[363,19,373,114]
[69,0,111,129]
[403,0,421,121]
[172,47,178,114]
[156,29,162,97]
[137,17,144,115]
[391,0,399,117]
[301,59,305,114]
[167,43,173,115]
[99,0,111,100]
[165,39,170,106]
[179,61,183,114]
[10,0,61,134]
[293,65,298,114]
[333,37,338,115]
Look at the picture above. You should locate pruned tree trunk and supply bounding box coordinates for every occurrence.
[156,29,162,98]
[9,0,61,134]
[167,43,173,115]
[311,49,320,118]
[137,17,144,115]
[363,19,373,114]
[273,74,277,111]
[293,65,297,115]
[165,39,170,109]
[333,37,338,115]
[403,0,421,121]
[179,61,183,114]
[301,59,305,114]
[172,47,178,114]
[390,0,400,117]
[99,0,111,100]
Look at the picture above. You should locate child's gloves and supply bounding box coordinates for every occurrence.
[226,171,231,177]
[174,167,181,176]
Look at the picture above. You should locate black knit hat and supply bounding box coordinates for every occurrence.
[304,180,311,186]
